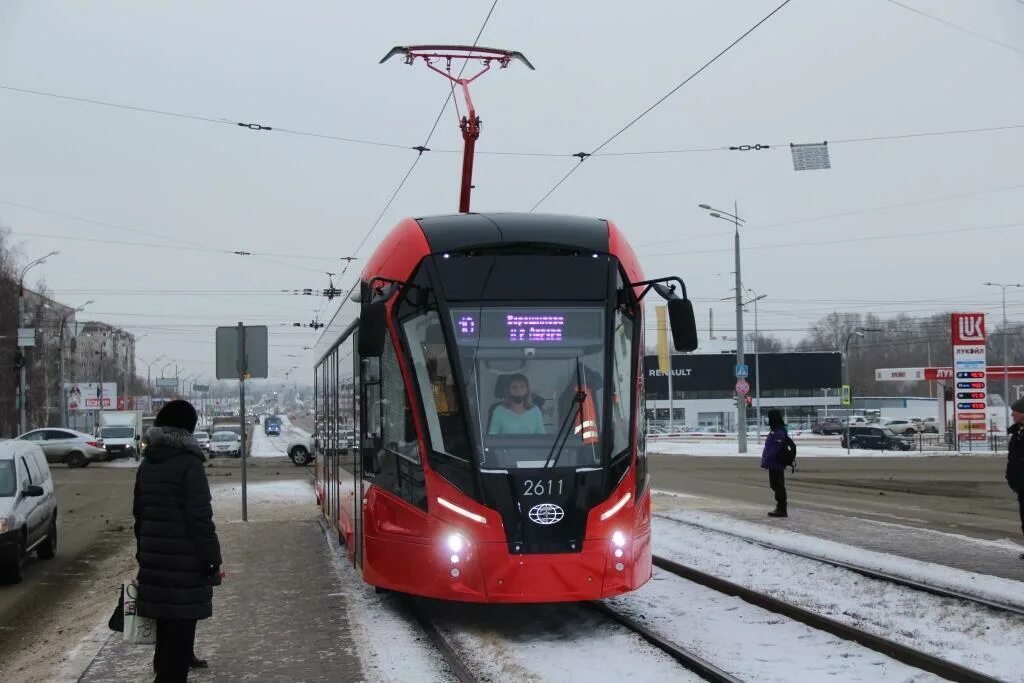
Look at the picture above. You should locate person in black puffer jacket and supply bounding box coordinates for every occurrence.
[1007,398,1024,560]
[134,400,221,682]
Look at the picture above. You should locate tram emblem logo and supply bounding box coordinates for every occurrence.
[528,503,565,526]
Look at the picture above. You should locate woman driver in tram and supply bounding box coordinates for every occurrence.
[489,373,545,435]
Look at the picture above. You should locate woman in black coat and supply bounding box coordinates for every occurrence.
[134,400,221,682]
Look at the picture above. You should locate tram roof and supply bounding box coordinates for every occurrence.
[414,212,609,253]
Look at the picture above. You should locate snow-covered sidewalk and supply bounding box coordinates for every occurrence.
[649,438,991,458]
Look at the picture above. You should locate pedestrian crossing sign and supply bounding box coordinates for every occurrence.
[841,384,851,406]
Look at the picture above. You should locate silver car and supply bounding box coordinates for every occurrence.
[193,430,211,453]
[15,429,106,468]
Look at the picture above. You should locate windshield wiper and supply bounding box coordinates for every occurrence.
[543,357,585,469]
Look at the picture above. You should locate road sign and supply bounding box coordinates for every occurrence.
[216,325,269,379]
[17,328,35,347]
[840,384,851,406]
[735,364,749,378]
[193,384,210,393]
[155,377,178,388]
[735,379,750,396]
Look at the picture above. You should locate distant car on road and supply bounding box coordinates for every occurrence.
[264,416,283,436]
[15,429,105,468]
[0,441,58,582]
[193,429,211,454]
[811,417,845,435]
[879,418,919,436]
[841,426,912,451]
[209,431,241,457]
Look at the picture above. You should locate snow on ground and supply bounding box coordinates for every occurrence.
[93,457,140,468]
[249,416,308,458]
[211,478,317,523]
[648,438,996,458]
[609,568,936,682]
[649,508,1024,681]
[430,600,700,682]
[319,520,453,683]
[652,497,1024,609]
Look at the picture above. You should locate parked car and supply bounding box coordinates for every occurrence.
[920,417,940,434]
[847,416,868,426]
[0,441,58,582]
[15,429,106,468]
[879,418,919,436]
[811,417,845,435]
[209,431,241,457]
[840,425,912,451]
[193,429,211,453]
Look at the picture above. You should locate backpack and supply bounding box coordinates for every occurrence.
[780,435,797,471]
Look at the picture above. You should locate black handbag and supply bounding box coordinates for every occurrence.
[108,584,124,632]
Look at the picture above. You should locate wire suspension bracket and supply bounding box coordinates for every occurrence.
[381,45,534,213]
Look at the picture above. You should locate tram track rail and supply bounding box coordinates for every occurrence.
[652,553,1002,683]
[403,597,479,683]
[653,512,1024,618]
[589,601,742,683]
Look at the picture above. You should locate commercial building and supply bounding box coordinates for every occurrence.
[644,350,842,430]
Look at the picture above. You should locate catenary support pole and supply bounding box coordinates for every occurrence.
[237,322,248,522]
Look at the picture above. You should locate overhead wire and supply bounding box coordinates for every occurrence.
[638,218,1024,258]
[886,0,1024,57]
[530,0,795,211]
[0,83,412,150]
[0,198,356,263]
[632,180,1024,248]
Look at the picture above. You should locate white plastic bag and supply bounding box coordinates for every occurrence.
[123,582,156,645]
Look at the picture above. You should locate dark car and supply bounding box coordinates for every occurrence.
[264,416,283,436]
[840,425,912,451]
[812,417,845,435]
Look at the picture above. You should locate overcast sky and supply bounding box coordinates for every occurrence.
[1,0,1021,386]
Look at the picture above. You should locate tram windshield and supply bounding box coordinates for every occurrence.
[448,306,608,470]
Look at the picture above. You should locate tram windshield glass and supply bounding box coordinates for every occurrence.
[446,306,609,470]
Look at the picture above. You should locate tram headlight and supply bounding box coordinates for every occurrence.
[447,533,465,553]
[611,531,626,548]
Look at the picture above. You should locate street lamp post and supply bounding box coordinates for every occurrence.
[59,301,94,428]
[701,202,747,451]
[745,290,767,438]
[843,327,881,453]
[984,282,1022,431]
[17,251,59,434]
[144,355,166,397]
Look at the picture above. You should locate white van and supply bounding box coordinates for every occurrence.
[0,441,58,582]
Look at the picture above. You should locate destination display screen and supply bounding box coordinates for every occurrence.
[451,308,602,346]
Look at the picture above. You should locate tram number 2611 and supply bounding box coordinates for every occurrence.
[523,479,565,496]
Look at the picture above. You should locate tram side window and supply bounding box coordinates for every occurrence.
[611,310,635,458]
[375,332,426,509]
[403,311,474,472]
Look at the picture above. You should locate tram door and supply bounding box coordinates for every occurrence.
[356,349,383,570]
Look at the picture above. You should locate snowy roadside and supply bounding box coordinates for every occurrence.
[650,510,1024,681]
[649,438,1001,458]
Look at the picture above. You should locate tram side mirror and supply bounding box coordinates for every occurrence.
[358,300,388,357]
[667,298,698,352]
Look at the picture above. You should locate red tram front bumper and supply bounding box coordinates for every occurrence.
[358,479,652,603]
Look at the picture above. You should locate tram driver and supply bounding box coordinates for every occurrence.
[488,373,545,435]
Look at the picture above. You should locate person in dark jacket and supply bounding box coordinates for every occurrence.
[760,409,789,518]
[1006,398,1024,559]
[134,400,222,682]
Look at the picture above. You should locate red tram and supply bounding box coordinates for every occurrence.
[314,212,696,602]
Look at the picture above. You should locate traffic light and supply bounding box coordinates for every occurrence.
[745,396,753,406]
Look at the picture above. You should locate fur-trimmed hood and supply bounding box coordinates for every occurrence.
[144,426,205,462]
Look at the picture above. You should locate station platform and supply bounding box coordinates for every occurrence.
[79,480,364,682]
